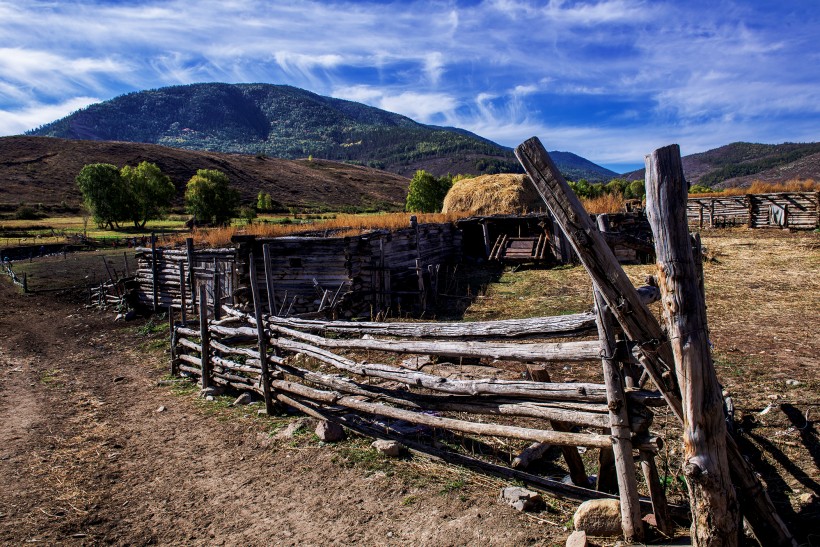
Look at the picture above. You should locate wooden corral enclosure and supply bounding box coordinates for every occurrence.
[687,191,820,229]
[133,221,461,318]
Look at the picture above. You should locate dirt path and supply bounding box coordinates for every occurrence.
[0,283,557,546]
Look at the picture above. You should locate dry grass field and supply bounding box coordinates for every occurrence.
[0,226,817,545]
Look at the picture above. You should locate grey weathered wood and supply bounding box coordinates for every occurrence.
[186,238,197,311]
[263,243,277,314]
[511,442,551,470]
[515,137,683,419]
[640,450,673,536]
[178,264,187,325]
[249,252,275,415]
[151,233,159,312]
[169,308,177,375]
[269,379,613,448]
[271,324,601,363]
[212,259,221,321]
[198,284,210,389]
[265,312,597,339]
[646,144,739,547]
[594,289,643,542]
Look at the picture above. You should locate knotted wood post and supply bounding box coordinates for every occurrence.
[249,252,275,415]
[646,144,739,546]
[593,289,643,543]
[198,284,210,390]
[515,137,795,546]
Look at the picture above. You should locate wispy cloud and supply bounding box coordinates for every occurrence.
[0,96,100,135]
[0,0,817,167]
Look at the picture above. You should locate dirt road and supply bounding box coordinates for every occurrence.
[0,282,556,546]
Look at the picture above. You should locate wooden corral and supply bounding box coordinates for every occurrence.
[687,191,820,229]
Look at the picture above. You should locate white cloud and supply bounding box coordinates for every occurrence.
[0,96,100,135]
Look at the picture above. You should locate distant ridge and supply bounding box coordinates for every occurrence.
[28,82,617,182]
[623,141,820,188]
[0,136,412,212]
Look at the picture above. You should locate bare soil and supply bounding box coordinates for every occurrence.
[0,283,569,546]
[1,227,818,546]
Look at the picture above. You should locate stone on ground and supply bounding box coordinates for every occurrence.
[573,498,622,537]
[371,439,403,457]
[315,420,345,442]
[565,530,588,547]
[499,486,544,512]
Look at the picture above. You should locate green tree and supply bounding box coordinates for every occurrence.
[184,169,240,225]
[624,180,646,199]
[120,161,175,228]
[405,170,452,213]
[257,191,273,212]
[76,163,130,229]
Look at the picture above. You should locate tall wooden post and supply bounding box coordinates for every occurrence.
[198,284,210,390]
[179,264,187,326]
[186,237,196,312]
[249,252,275,415]
[646,145,738,547]
[151,232,159,312]
[263,243,276,314]
[213,258,221,321]
[169,307,178,376]
[593,289,643,543]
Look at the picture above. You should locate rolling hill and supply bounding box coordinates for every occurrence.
[624,142,820,188]
[0,136,412,213]
[27,83,616,182]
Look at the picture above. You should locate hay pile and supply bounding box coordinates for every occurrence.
[441,174,545,215]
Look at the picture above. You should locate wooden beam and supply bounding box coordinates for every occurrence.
[249,252,275,415]
[198,284,210,390]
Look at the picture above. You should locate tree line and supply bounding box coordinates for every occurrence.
[77,162,240,229]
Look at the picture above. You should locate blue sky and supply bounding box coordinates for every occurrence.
[1,0,818,172]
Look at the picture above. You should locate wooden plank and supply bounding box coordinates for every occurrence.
[249,252,275,415]
[199,284,210,390]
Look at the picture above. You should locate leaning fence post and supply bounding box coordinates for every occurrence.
[249,252,275,415]
[593,288,643,543]
[179,263,187,326]
[186,237,197,312]
[198,284,210,390]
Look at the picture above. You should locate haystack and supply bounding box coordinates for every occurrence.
[441,174,544,215]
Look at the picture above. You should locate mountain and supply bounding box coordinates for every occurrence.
[27,83,615,182]
[623,142,820,188]
[0,136,412,213]
[548,151,617,182]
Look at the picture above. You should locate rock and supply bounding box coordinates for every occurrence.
[785,379,801,386]
[315,420,345,442]
[255,432,273,449]
[565,530,588,547]
[199,386,224,398]
[573,499,622,537]
[274,418,310,439]
[205,395,214,401]
[156,405,166,413]
[371,439,403,457]
[798,492,816,505]
[499,486,544,512]
[642,513,657,527]
[113,376,126,383]
[233,392,254,406]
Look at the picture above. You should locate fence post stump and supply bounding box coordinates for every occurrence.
[198,284,210,390]
[249,252,275,415]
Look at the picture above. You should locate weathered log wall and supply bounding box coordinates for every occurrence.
[687,192,819,229]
